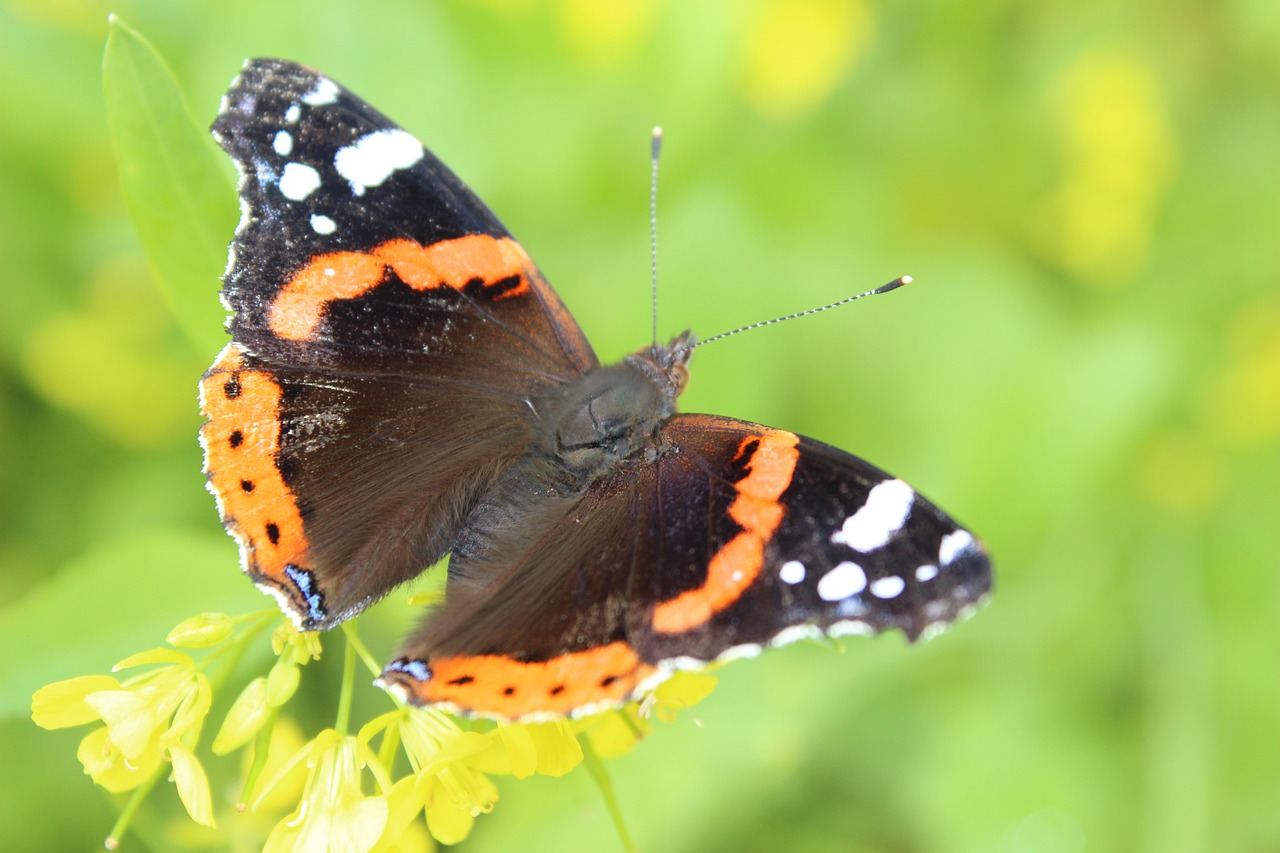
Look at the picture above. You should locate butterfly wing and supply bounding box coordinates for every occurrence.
[380,413,991,720]
[630,414,991,660]
[211,58,595,377]
[202,59,597,627]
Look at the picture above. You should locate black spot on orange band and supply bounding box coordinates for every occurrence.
[200,344,315,621]
[388,641,657,719]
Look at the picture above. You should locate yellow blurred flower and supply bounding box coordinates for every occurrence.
[738,0,873,120]
[557,0,657,67]
[1034,46,1176,286]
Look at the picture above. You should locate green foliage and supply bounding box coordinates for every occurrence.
[102,16,235,355]
[1,1,1276,851]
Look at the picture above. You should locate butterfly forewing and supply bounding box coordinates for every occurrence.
[211,58,595,379]
[203,59,596,628]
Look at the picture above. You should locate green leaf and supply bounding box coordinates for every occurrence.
[102,15,235,355]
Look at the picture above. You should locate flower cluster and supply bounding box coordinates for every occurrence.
[31,610,716,851]
[32,646,215,829]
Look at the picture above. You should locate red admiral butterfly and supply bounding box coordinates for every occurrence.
[201,59,992,721]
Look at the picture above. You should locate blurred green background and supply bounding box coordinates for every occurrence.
[1,0,1277,851]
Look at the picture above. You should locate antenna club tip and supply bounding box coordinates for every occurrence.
[652,126,663,138]
[874,275,911,294]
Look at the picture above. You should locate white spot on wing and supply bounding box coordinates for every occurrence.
[716,644,762,663]
[816,561,867,601]
[302,77,340,105]
[377,678,411,704]
[831,478,915,552]
[770,624,823,647]
[279,162,321,201]
[916,564,939,582]
[273,130,293,156]
[334,129,424,195]
[829,620,874,638]
[285,104,301,123]
[779,560,806,584]
[940,530,977,565]
[869,575,906,599]
[918,622,949,642]
[310,214,337,234]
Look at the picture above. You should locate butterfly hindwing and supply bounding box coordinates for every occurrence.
[379,413,990,720]
[200,345,535,627]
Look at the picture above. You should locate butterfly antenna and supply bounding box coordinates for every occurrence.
[686,275,912,352]
[650,126,663,348]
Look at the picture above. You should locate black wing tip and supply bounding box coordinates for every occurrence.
[904,541,994,643]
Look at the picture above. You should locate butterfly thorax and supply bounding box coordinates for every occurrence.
[537,332,694,488]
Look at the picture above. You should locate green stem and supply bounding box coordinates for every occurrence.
[619,710,647,740]
[335,627,357,735]
[580,735,637,853]
[105,761,166,850]
[341,620,384,678]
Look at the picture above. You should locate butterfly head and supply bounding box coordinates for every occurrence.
[629,330,695,402]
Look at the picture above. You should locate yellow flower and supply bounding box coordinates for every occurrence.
[75,725,163,793]
[31,674,119,729]
[32,647,215,825]
[460,717,583,780]
[359,707,591,846]
[362,708,496,845]
[166,612,234,648]
[578,670,719,758]
[273,621,323,664]
[261,729,393,853]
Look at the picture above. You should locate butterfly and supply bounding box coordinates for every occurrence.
[200,58,992,721]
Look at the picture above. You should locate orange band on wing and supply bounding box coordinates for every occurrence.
[652,429,800,634]
[268,234,533,341]
[402,641,656,719]
[199,344,309,592]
